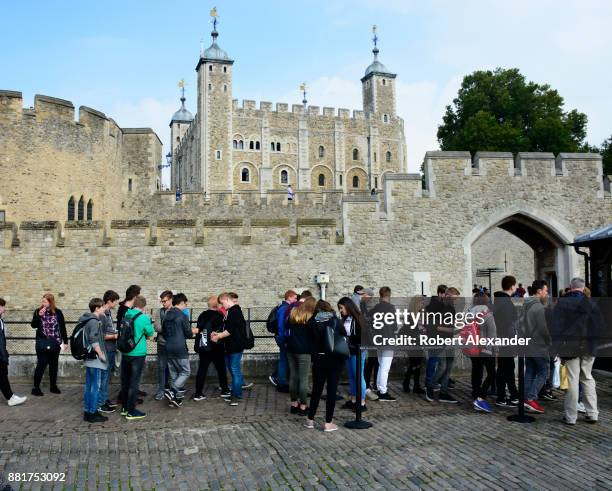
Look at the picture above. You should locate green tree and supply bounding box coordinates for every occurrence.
[599,135,612,176]
[437,68,588,156]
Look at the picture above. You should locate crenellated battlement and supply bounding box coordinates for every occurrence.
[229,98,387,122]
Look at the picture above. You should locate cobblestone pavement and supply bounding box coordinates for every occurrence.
[0,373,611,491]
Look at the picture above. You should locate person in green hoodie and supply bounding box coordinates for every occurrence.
[523,280,551,414]
[120,295,155,420]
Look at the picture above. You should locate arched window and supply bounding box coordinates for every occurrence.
[382,79,386,86]
[352,148,359,161]
[318,145,325,158]
[276,142,281,152]
[208,83,212,91]
[238,140,244,150]
[280,169,288,184]
[87,200,93,221]
[249,141,254,150]
[77,196,85,220]
[223,85,227,92]
[233,140,238,149]
[128,178,133,192]
[318,174,325,186]
[352,176,359,188]
[209,65,213,72]
[339,174,343,186]
[223,66,227,73]
[241,168,250,183]
[383,114,388,123]
[271,142,275,151]
[386,151,392,163]
[67,197,75,221]
[255,141,260,150]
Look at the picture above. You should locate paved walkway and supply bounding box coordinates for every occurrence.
[0,374,611,490]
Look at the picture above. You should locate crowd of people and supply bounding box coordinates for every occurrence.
[0,275,605,430]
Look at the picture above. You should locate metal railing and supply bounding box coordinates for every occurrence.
[3,307,277,356]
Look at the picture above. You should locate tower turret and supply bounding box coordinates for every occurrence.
[361,25,397,120]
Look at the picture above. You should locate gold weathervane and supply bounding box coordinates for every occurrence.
[210,6,217,18]
[178,79,185,89]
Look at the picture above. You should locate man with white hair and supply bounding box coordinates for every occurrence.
[551,277,602,425]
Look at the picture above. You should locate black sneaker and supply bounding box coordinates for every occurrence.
[90,412,108,423]
[163,389,174,402]
[425,387,435,402]
[448,379,456,389]
[341,401,355,410]
[290,406,299,414]
[269,375,278,387]
[169,397,183,408]
[507,398,519,407]
[242,382,254,390]
[413,386,426,395]
[31,388,44,397]
[98,403,117,414]
[104,400,118,409]
[377,392,397,402]
[495,399,508,407]
[439,393,458,404]
[298,407,309,416]
[126,409,146,420]
[50,386,61,394]
[220,391,231,399]
[277,385,289,393]
[229,397,239,406]
[193,394,206,402]
[355,404,367,413]
[540,392,557,401]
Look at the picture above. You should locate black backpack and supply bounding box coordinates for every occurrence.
[69,319,97,360]
[266,306,280,334]
[243,321,255,350]
[117,312,144,353]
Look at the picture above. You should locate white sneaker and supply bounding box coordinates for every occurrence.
[8,394,27,407]
[366,388,379,401]
[577,401,586,414]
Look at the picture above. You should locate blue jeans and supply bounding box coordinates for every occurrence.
[98,350,116,407]
[525,356,550,401]
[425,355,439,386]
[346,351,367,400]
[84,367,103,414]
[272,336,288,386]
[225,352,244,398]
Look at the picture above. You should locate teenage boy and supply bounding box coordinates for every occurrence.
[212,292,247,406]
[269,289,297,392]
[152,290,173,400]
[370,287,397,401]
[98,290,120,414]
[523,280,551,414]
[121,295,155,420]
[163,293,197,407]
[82,298,108,423]
[116,285,143,403]
[0,298,27,407]
[493,276,520,407]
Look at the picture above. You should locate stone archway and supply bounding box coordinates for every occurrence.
[463,204,577,295]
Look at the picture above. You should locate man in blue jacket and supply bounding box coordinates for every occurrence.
[269,289,297,392]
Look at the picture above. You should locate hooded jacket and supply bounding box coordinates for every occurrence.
[309,311,341,355]
[524,296,551,357]
[469,304,497,356]
[221,304,247,354]
[195,309,224,354]
[80,312,108,370]
[161,307,193,359]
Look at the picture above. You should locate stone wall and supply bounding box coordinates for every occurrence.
[1,152,610,311]
[0,91,162,223]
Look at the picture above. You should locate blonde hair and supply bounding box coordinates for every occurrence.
[207,295,219,309]
[290,297,316,324]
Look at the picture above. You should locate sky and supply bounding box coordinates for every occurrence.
[2,0,611,184]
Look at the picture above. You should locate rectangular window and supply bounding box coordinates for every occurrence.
[374,177,378,188]
[216,150,222,160]
[128,178,133,192]
[339,174,343,186]
[0,210,5,222]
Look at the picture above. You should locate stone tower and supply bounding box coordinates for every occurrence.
[361,26,397,119]
[196,15,234,194]
[169,83,193,190]
[361,26,399,187]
